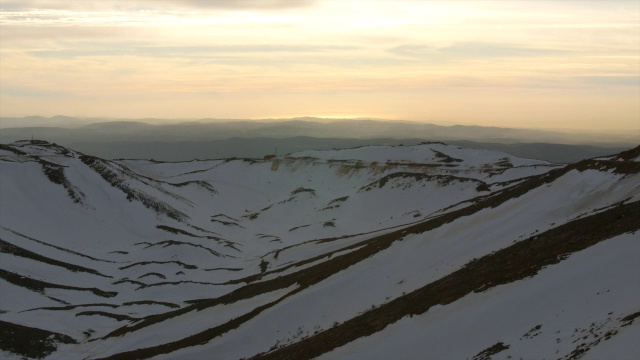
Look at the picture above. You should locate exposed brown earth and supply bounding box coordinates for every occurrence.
[0,269,118,298]
[0,320,76,359]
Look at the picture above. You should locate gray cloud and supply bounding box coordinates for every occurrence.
[441,42,572,57]
[1,85,69,98]
[0,0,316,11]
[388,45,437,59]
[0,1,76,10]
[134,44,357,54]
[389,42,573,61]
[28,44,357,58]
[0,25,142,42]
[577,76,640,87]
[138,0,316,10]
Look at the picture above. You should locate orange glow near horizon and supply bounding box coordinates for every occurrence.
[0,0,638,133]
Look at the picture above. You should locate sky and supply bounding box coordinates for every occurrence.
[0,0,638,132]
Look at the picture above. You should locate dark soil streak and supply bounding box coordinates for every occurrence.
[0,268,117,298]
[22,303,120,312]
[37,158,85,204]
[142,240,225,257]
[0,143,27,155]
[76,311,137,322]
[170,180,218,194]
[118,260,197,271]
[0,226,118,263]
[359,172,485,191]
[98,290,299,360]
[0,320,76,359]
[0,238,110,278]
[472,342,510,360]
[122,300,180,309]
[79,154,187,221]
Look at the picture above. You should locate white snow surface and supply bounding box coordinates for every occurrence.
[321,232,640,360]
[0,140,638,359]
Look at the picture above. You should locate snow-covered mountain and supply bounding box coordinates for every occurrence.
[0,140,638,359]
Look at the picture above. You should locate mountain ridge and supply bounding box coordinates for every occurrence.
[0,140,638,359]
[1,116,636,147]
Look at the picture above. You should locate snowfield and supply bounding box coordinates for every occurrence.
[0,140,638,359]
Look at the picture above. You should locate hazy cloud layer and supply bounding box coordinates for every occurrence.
[141,0,316,10]
[0,0,315,11]
[1,0,638,132]
[389,43,573,62]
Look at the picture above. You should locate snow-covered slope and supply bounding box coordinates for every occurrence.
[0,140,638,359]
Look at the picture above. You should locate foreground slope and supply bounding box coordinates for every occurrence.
[0,140,638,359]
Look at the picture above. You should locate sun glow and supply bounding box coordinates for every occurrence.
[306,114,371,120]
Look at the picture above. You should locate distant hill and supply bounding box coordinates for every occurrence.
[0,116,635,163]
[60,138,625,163]
[1,116,636,146]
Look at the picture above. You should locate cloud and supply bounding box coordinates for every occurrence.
[0,25,140,43]
[27,44,357,59]
[440,42,572,58]
[0,1,76,10]
[389,42,572,61]
[388,45,437,59]
[139,0,316,10]
[135,44,356,54]
[0,85,69,98]
[0,0,316,11]
[577,76,640,87]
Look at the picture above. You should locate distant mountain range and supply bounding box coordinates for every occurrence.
[1,140,638,359]
[0,116,636,163]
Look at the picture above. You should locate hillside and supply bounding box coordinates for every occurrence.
[0,140,638,359]
[1,118,635,163]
